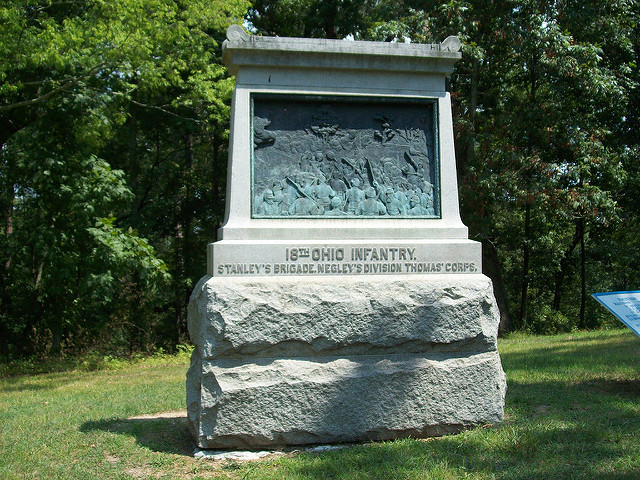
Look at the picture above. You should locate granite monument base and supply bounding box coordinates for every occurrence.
[187,274,506,449]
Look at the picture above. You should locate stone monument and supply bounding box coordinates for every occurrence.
[187,25,506,449]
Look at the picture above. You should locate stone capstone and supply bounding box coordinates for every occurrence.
[187,274,506,449]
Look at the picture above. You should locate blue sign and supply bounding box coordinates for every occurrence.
[592,291,640,339]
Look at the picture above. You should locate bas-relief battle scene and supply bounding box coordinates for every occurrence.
[251,95,440,218]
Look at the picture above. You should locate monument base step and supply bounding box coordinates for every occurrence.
[187,351,506,449]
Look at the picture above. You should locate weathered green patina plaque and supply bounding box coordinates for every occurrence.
[251,94,440,218]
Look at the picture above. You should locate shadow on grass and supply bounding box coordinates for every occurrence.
[500,330,640,376]
[80,414,194,457]
[582,377,640,398]
[0,371,94,393]
[282,426,640,480]
[258,376,640,480]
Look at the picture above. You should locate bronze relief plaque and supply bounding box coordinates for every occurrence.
[252,94,440,218]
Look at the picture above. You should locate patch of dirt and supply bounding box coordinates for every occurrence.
[127,410,187,420]
[125,466,155,479]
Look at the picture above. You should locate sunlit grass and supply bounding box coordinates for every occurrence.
[1,330,639,479]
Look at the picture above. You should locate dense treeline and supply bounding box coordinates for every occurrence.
[1,0,638,360]
[0,0,249,359]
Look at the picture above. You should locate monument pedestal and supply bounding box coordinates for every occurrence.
[186,26,506,449]
[187,274,506,449]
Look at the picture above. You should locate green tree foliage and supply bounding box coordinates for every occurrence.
[249,0,640,333]
[248,0,372,38]
[0,0,248,359]
[452,1,637,332]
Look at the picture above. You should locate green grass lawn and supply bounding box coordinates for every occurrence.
[1,330,640,479]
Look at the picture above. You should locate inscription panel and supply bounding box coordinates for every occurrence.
[252,95,440,218]
[210,242,481,277]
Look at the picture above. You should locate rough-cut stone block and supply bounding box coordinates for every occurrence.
[187,274,506,449]
[188,274,500,359]
[187,351,506,449]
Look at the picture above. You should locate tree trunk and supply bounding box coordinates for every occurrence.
[322,2,338,39]
[0,184,12,360]
[519,201,531,329]
[518,46,539,331]
[127,102,140,223]
[579,217,586,327]
[211,139,222,218]
[482,239,512,334]
[3,189,12,272]
[0,320,8,361]
[174,132,195,341]
[465,56,479,176]
[183,132,194,286]
[51,324,62,357]
[452,57,478,184]
[2,183,14,297]
[552,219,583,311]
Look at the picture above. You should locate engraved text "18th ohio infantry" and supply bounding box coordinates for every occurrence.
[285,247,416,262]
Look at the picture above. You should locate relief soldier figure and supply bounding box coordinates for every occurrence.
[384,188,407,215]
[325,196,348,216]
[408,195,429,215]
[345,177,365,214]
[256,189,280,215]
[356,187,387,216]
